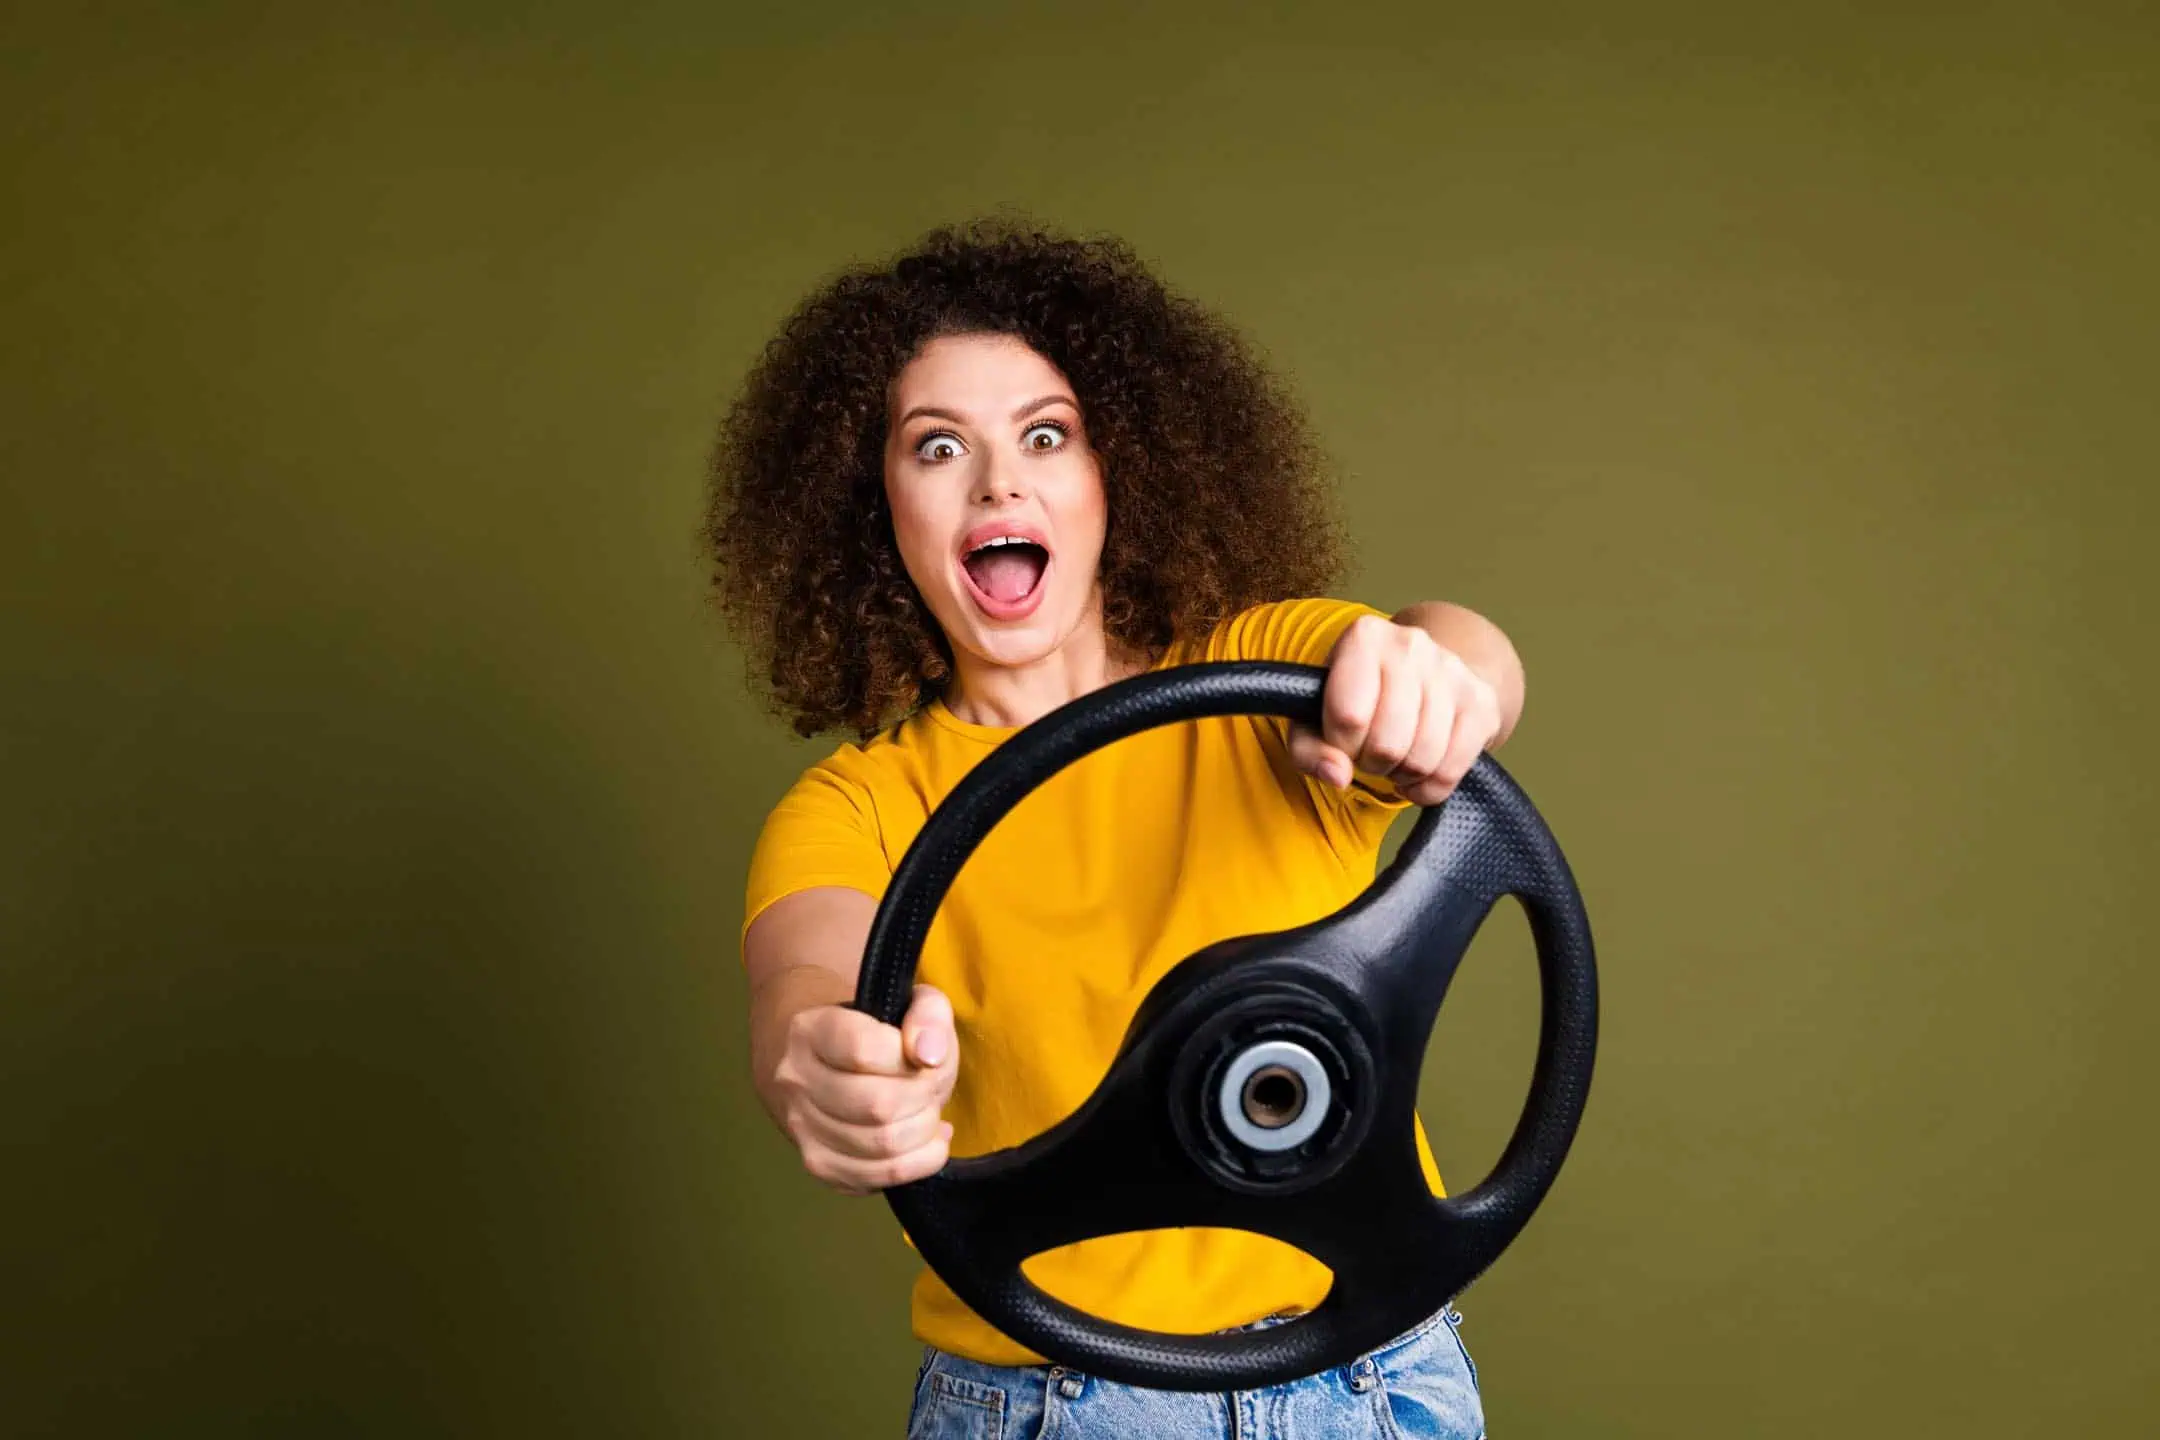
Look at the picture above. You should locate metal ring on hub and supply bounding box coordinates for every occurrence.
[1217,1040,1332,1152]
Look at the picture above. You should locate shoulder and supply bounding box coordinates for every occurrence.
[742,726,934,938]
[1188,596,1393,666]
[759,703,982,842]
[762,722,921,828]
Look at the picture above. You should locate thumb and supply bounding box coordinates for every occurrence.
[1287,722,1354,790]
[903,984,956,1069]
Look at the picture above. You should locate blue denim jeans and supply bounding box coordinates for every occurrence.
[905,1306,1484,1439]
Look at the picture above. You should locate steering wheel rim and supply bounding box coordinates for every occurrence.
[853,660,1598,1390]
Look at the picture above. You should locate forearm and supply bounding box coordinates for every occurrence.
[1391,600,1525,746]
[748,963,856,1130]
[741,886,878,1131]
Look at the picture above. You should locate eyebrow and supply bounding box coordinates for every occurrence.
[896,394,1079,429]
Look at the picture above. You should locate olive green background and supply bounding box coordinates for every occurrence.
[5,2,2154,1435]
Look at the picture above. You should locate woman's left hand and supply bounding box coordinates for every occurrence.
[1288,614,1505,806]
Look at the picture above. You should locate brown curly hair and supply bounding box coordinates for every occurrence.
[702,217,1347,739]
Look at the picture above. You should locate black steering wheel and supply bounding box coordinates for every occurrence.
[852,661,1598,1392]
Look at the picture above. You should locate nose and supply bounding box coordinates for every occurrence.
[972,447,1027,505]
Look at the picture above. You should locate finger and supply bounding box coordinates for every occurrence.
[1387,663,1456,786]
[1286,723,1355,789]
[1433,677,1496,787]
[806,1064,952,1126]
[1321,623,1385,761]
[1399,677,1494,806]
[902,985,956,1070]
[793,1096,949,1162]
[1359,646,1427,777]
[1397,773,1460,808]
[804,1007,910,1076]
[803,1124,955,1195]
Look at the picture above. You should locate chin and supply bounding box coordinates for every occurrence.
[943,594,1082,670]
[958,615,1066,669]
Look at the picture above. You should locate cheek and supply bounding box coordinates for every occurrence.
[1071,467,1110,555]
[883,481,954,585]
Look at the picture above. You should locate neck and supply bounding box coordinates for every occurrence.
[940,605,1151,731]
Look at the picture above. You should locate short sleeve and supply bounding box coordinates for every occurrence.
[740,761,892,954]
[1206,595,1393,668]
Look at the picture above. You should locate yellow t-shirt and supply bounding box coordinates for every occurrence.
[741,596,1447,1365]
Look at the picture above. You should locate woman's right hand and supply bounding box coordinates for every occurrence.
[770,983,959,1195]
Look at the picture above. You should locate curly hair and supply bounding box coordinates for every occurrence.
[702,217,1348,739]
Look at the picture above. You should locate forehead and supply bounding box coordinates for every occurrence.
[890,333,1073,414]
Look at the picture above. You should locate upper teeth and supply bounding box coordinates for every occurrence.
[978,536,1031,549]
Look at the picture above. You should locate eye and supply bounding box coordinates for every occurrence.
[914,431,965,463]
[1021,421,1068,452]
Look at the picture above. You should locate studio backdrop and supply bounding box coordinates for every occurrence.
[4,4,2154,1436]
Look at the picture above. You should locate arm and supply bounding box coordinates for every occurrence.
[743,886,958,1194]
[743,886,878,1132]
[1290,601,1524,806]
[1389,600,1524,747]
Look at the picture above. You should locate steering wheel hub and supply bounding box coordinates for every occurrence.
[1232,1048,1320,1137]
[1168,981,1374,1193]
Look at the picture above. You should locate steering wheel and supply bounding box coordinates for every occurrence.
[852,660,1598,1392]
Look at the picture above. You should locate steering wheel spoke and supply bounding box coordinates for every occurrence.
[904,1041,1209,1270]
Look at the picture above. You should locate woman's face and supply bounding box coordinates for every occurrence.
[883,332,1109,677]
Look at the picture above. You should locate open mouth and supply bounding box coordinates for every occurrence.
[960,533,1050,610]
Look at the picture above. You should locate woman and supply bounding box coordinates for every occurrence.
[705,218,1515,1437]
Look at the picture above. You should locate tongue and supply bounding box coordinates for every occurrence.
[968,548,1045,603]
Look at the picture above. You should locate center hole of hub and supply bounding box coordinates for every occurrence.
[1242,1065,1306,1128]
